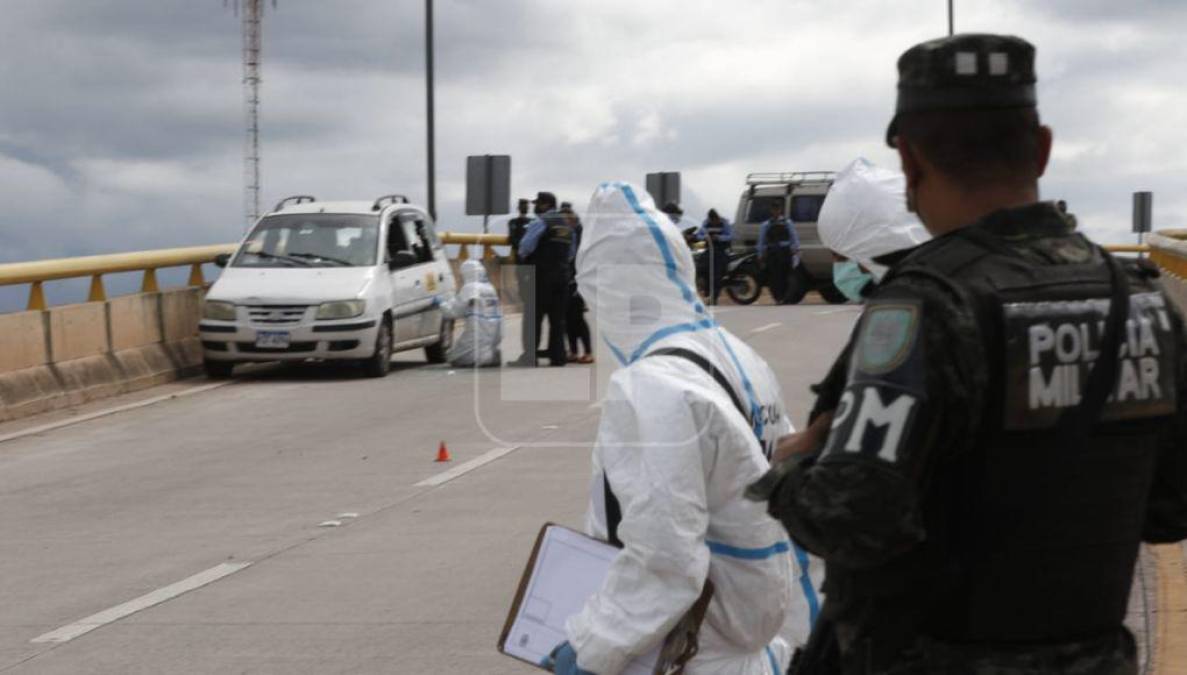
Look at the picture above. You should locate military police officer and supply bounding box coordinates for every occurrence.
[752,34,1187,673]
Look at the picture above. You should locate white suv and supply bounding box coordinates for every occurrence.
[200,195,457,378]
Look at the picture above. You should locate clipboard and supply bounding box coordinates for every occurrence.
[497,523,713,675]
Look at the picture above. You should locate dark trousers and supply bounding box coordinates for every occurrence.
[518,266,539,360]
[567,292,590,355]
[535,281,569,366]
[702,245,729,304]
[766,248,792,303]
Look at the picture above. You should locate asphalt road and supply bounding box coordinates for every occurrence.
[0,303,860,674]
[0,301,1166,674]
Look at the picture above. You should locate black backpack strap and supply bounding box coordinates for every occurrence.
[646,347,751,423]
[1058,249,1131,438]
[604,473,623,548]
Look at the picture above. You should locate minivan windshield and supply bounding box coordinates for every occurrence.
[233,214,379,268]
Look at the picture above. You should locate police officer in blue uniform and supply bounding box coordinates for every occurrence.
[752,33,1187,674]
[757,201,801,303]
[516,191,575,367]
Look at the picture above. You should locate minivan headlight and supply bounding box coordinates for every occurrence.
[316,300,366,320]
[203,301,237,321]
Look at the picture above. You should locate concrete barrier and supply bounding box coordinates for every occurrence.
[0,288,204,423]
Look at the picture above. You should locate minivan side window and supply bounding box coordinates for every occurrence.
[398,213,435,263]
[386,215,409,262]
[790,195,827,223]
[745,196,786,224]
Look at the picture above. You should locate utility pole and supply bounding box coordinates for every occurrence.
[226,0,276,230]
[948,0,954,36]
[425,0,437,221]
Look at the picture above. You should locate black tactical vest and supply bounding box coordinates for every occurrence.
[885,223,1179,644]
[535,212,574,283]
[766,218,791,247]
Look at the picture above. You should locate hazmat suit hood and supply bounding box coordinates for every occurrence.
[576,182,712,366]
[817,158,931,280]
[459,259,487,284]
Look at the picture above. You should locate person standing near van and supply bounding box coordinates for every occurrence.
[515,191,574,367]
[757,201,800,303]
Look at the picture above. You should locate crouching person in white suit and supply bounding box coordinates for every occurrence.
[436,260,502,367]
[541,182,820,675]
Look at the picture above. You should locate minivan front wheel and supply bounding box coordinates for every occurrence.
[363,319,393,378]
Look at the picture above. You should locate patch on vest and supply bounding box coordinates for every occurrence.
[857,304,921,375]
[1003,291,1178,430]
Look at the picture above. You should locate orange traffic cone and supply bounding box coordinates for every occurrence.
[435,441,452,463]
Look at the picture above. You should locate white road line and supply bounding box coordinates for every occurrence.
[0,382,231,445]
[749,322,783,335]
[31,562,251,644]
[415,446,521,488]
[815,307,859,315]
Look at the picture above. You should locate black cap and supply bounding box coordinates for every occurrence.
[887,33,1037,147]
[531,191,557,207]
[517,197,530,205]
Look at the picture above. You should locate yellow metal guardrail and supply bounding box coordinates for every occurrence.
[1148,229,1187,279]
[0,234,1170,312]
[0,234,513,311]
[0,245,238,311]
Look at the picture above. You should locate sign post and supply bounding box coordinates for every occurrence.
[645,172,681,210]
[466,155,512,233]
[1133,191,1153,249]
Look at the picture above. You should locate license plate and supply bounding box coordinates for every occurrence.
[255,330,291,349]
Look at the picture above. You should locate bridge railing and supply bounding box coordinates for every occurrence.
[1148,229,1187,314]
[0,234,510,311]
[0,234,1178,313]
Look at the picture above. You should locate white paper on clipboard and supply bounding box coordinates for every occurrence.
[501,525,660,674]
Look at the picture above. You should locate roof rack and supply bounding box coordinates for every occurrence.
[372,194,409,212]
[745,171,836,187]
[274,195,316,211]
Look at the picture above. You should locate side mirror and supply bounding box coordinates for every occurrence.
[214,253,231,268]
[389,251,418,270]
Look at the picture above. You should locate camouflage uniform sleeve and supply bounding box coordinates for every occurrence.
[768,275,986,568]
[1143,297,1187,543]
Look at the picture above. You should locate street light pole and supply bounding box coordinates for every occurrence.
[425,0,437,221]
[948,0,954,36]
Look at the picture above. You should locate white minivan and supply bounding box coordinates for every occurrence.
[199,195,457,378]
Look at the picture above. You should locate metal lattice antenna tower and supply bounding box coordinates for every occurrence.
[226,0,276,229]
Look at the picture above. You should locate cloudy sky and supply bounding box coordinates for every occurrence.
[1,0,1185,305]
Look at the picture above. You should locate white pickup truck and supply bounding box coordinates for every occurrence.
[199,195,457,378]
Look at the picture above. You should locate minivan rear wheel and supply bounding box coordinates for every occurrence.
[425,318,454,364]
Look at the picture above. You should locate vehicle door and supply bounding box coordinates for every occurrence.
[404,212,450,338]
[385,211,431,343]
[418,214,455,337]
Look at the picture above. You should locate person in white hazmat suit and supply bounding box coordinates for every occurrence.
[541,182,820,675]
[816,158,931,301]
[435,260,502,367]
